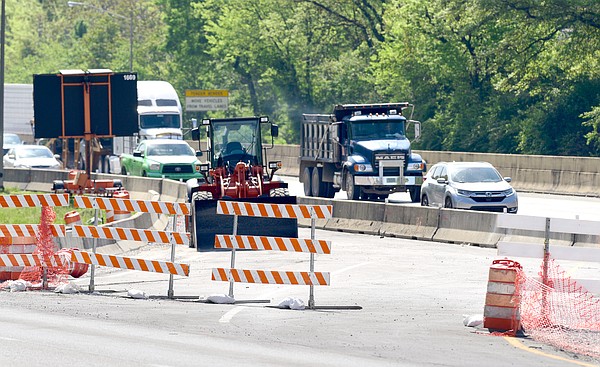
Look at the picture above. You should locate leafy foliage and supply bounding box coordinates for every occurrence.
[4,0,600,156]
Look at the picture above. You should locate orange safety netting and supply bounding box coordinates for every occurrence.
[17,206,69,288]
[518,258,600,359]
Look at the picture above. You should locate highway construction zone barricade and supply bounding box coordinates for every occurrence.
[72,195,192,298]
[0,195,71,287]
[213,200,359,309]
[496,214,600,358]
[69,250,189,276]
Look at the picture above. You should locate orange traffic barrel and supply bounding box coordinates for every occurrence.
[111,190,131,222]
[57,248,89,278]
[483,259,522,335]
[64,211,82,228]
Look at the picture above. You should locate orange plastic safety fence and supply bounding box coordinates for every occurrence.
[17,207,70,287]
[518,258,600,359]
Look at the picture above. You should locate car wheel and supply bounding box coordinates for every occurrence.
[121,166,128,176]
[142,171,147,177]
[444,197,453,208]
[421,194,429,207]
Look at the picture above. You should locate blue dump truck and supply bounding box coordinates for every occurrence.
[299,103,426,202]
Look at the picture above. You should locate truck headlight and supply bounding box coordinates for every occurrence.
[457,189,473,197]
[408,162,424,170]
[353,164,372,172]
[149,163,160,171]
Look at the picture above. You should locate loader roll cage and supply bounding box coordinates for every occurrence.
[190,116,279,173]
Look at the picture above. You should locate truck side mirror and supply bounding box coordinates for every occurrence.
[410,120,421,141]
[271,124,279,138]
[191,128,200,141]
[196,150,203,157]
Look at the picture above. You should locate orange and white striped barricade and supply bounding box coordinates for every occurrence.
[72,195,191,297]
[0,253,66,268]
[214,201,334,308]
[0,193,70,208]
[69,250,189,277]
[63,211,84,249]
[106,190,131,223]
[0,195,69,284]
[0,224,67,284]
[0,237,38,280]
[0,224,66,239]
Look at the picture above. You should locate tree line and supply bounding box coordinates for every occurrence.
[6,0,600,156]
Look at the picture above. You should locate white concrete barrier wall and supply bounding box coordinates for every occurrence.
[5,149,599,250]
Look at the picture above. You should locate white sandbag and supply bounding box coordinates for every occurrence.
[127,289,148,299]
[8,280,30,292]
[206,294,235,304]
[278,297,305,310]
[463,314,483,327]
[54,282,81,294]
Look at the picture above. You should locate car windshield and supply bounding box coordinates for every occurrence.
[4,134,21,145]
[16,147,53,159]
[146,144,194,156]
[139,114,181,129]
[450,167,502,183]
[212,119,260,158]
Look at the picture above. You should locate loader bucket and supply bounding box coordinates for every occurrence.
[193,196,299,251]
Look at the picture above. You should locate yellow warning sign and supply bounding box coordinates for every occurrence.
[185,89,229,97]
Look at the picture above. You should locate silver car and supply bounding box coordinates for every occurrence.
[420,161,518,213]
[3,145,63,170]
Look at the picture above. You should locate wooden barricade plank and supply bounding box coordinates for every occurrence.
[0,194,70,208]
[215,234,331,254]
[0,224,66,238]
[0,253,64,267]
[212,268,330,286]
[70,250,189,276]
[73,196,191,216]
[216,201,332,219]
[71,225,189,246]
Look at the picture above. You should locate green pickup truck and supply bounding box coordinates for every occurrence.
[120,139,204,180]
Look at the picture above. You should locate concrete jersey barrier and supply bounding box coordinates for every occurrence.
[4,160,598,250]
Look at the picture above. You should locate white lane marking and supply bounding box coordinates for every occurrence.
[331,262,371,275]
[219,306,248,323]
[218,262,371,323]
[0,336,19,341]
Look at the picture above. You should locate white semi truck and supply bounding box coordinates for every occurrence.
[3,84,35,142]
[106,80,184,173]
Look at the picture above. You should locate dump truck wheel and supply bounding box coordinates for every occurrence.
[311,167,330,197]
[302,167,313,196]
[345,171,360,200]
[409,187,421,203]
[269,188,289,197]
[324,182,336,198]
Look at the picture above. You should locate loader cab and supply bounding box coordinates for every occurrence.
[191,116,278,172]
